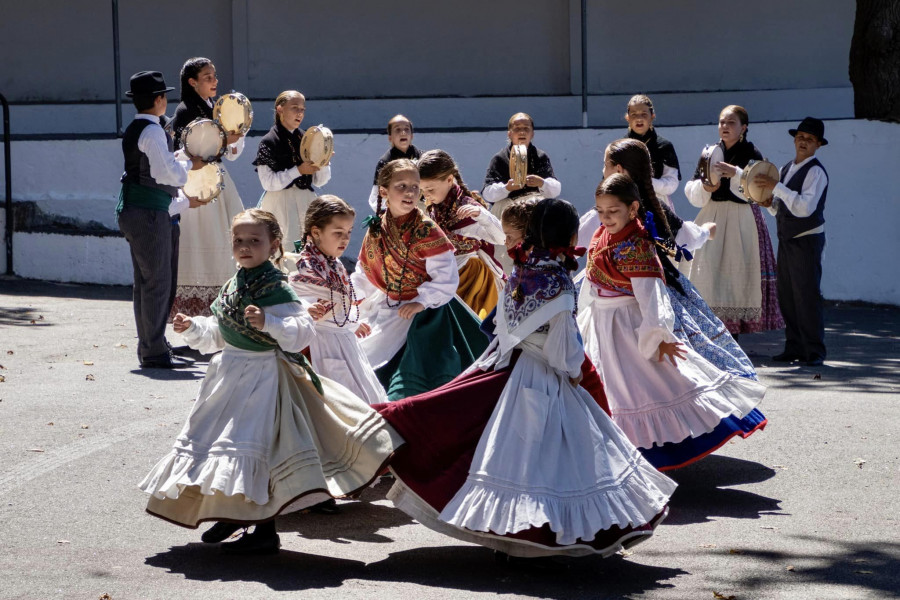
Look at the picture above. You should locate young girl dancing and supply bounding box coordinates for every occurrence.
[168,56,247,317]
[375,197,675,558]
[288,195,388,405]
[253,90,331,253]
[582,138,758,381]
[419,149,506,319]
[139,209,403,554]
[351,158,489,400]
[578,174,766,470]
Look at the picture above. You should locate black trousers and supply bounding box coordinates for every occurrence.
[118,206,174,362]
[776,233,826,360]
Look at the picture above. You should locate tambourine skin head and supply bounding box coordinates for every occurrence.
[509,144,528,187]
[699,144,724,186]
[182,118,227,162]
[213,92,254,136]
[300,125,334,168]
[183,162,226,202]
[739,160,779,203]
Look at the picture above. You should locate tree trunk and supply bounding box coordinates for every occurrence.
[850,0,900,121]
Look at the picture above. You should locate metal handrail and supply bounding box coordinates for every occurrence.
[1,92,10,275]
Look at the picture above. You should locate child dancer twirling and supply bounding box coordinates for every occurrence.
[352,159,489,400]
[578,175,766,470]
[140,209,403,554]
[419,149,506,319]
[376,197,675,558]
[288,195,388,405]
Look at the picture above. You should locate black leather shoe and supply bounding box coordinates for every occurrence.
[201,522,244,544]
[140,352,192,369]
[309,498,341,515]
[772,352,802,363]
[804,355,825,367]
[221,529,281,555]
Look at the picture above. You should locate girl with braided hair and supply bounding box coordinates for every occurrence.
[580,138,758,381]
[375,197,675,558]
[288,195,388,405]
[140,209,403,554]
[577,175,766,471]
[419,149,506,318]
[351,159,489,400]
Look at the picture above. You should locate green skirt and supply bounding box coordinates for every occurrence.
[376,298,489,401]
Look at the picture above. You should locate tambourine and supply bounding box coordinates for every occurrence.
[509,144,528,187]
[183,162,226,203]
[698,144,725,186]
[182,118,226,162]
[739,160,779,204]
[300,125,334,168]
[213,92,253,136]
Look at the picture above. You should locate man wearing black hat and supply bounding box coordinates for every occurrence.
[117,71,202,369]
[753,117,829,367]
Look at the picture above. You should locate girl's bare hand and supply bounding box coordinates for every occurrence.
[244,305,265,329]
[172,313,192,334]
[657,341,687,366]
[398,302,425,320]
[355,323,372,338]
[456,205,480,220]
[307,302,328,321]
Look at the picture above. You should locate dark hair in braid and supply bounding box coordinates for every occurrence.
[179,56,213,103]
[596,174,643,212]
[605,139,685,294]
[302,195,356,243]
[417,149,484,205]
[523,198,580,271]
[501,195,542,233]
[605,139,674,241]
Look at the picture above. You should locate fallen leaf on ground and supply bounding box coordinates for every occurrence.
[786,565,795,571]
[47,422,54,426]
[699,544,718,548]
[99,595,112,600]
[729,549,744,554]
[854,458,866,469]
[92,344,99,348]
[57,540,69,544]
[28,448,45,453]
[80,424,89,429]
[855,570,874,575]
[83,361,94,366]
[772,464,788,470]
[759,526,779,530]
[852,558,868,563]
[619,550,634,557]
[0,364,5,369]
[85,374,95,381]
[115,344,127,349]
[0,375,5,383]
[713,592,736,600]
[6,350,13,355]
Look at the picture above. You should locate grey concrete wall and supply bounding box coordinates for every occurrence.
[0,0,854,135]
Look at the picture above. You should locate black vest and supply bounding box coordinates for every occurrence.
[776,158,827,240]
[120,118,180,197]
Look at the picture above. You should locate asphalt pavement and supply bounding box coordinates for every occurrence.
[0,276,898,600]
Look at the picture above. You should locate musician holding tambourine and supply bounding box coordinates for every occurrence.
[683,105,783,337]
[168,57,251,319]
[253,90,333,255]
[482,112,561,272]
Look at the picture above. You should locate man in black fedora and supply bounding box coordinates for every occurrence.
[753,116,829,367]
[117,71,202,369]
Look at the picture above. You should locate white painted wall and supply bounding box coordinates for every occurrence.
[1,119,898,305]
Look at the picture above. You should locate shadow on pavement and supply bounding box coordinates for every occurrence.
[665,455,783,526]
[278,478,414,544]
[146,542,688,597]
[145,543,366,592]
[128,367,206,381]
[722,536,900,597]
[0,306,53,327]
[742,305,900,396]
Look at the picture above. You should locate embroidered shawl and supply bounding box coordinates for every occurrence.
[358,208,454,301]
[426,184,489,256]
[289,240,360,324]
[586,219,664,296]
[498,249,575,356]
